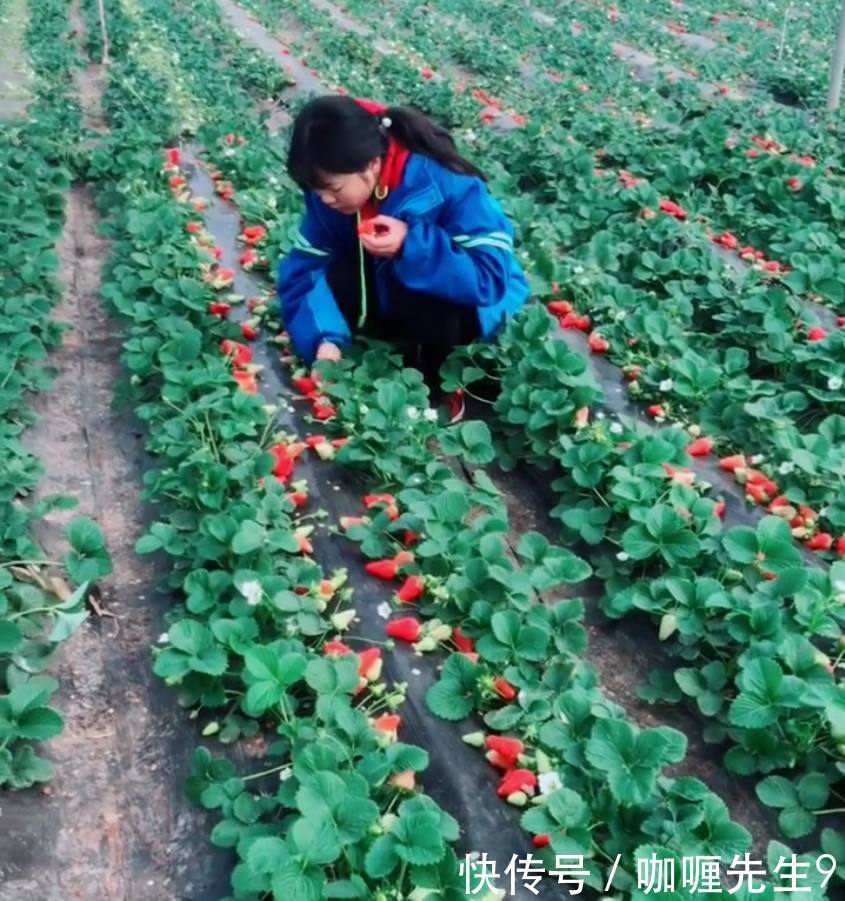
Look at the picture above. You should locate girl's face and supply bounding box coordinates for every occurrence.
[315,158,381,215]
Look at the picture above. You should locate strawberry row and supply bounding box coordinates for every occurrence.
[0,0,112,792]
[84,1,516,897]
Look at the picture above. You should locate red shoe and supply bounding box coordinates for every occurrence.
[445,389,466,424]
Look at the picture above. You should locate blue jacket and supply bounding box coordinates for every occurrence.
[276,153,530,363]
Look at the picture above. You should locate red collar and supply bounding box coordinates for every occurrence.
[360,138,410,221]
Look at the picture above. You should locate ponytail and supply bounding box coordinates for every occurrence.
[287,95,485,190]
[381,105,486,181]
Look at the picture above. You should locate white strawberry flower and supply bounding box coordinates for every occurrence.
[778,461,796,475]
[239,580,262,606]
[406,406,420,420]
[158,632,170,644]
[423,408,438,422]
[538,771,563,795]
[610,422,624,435]
[377,602,392,620]
[828,376,843,391]
[616,551,630,562]
[659,379,674,392]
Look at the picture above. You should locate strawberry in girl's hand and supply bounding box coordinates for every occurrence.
[358,218,390,237]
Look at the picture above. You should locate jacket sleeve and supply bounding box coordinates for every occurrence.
[276,192,351,364]
[391,175,516,307]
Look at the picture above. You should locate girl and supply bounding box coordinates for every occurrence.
[277,94,529,421]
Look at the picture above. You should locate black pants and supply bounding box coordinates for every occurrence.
[326,248,479,395]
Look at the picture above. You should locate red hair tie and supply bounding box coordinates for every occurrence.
[353,97,388,116]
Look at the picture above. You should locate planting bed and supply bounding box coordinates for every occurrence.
[2,0,845,899]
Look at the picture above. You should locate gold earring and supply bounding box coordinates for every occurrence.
[375,185,388,201]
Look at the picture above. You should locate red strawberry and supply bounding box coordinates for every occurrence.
[393,550,415,567]
[293,376,319,398]
[647,404,665,419]
[836,537,845,557]
[389,770,415,791]
[547,300,573,317]
[386,617,422,643]
[493,676,517,701]
[208,302,231,317]
[497,769,537,798]
[271,452,294,482]
[324,640,352,656]
[220,340,252,367]
[588,331,610,353]
[396,575,424,604]
[486,735,524,764]
[719,454,746,472]
[373,713,400,737]
[165,147,181,166]
[453,626,475,653]
[364,493,396,508]
[786,177,802,191]
[240,322,259,341]
[313,402,337,421]
[800,505,818,523]
[366,559,399,581]
[305,434,327,448]
[746,483,771,504]
[806,533,833,551]
[532,834,551,848]
[686,437,713,457]
[420,66,434,79]
[186,221,202,234]
[339,515,367,530]
[232,370,257,393]
[286,491,308,508]
[403,530,421,546]
[713,500,726,518]
[808,326,828,342]
[242,225,267,245]
[357,648,382,680]
[658,199,687,220]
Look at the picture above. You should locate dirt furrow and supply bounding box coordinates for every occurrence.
[0,7,228,900]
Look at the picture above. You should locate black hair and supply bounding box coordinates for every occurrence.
[287,94,485,190]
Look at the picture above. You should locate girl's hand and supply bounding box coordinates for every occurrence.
[316,341,342,362]
[359,215,408,258]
